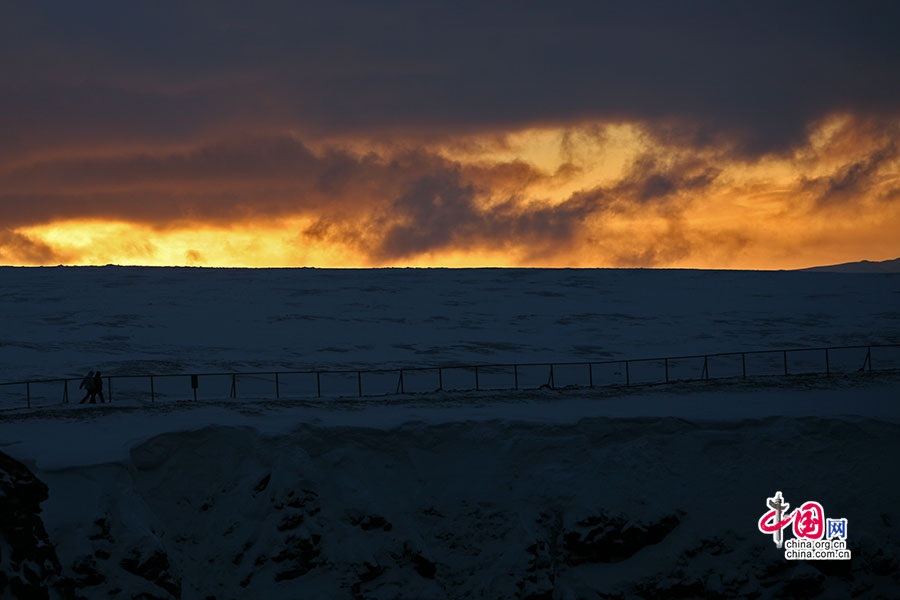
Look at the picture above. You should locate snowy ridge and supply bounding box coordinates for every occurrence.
[799,257,900,273]
[2,402,899,598]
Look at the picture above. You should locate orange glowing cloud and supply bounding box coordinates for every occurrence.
[1,115,899,269]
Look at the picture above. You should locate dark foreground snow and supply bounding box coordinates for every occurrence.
[2,375,899,599]
[1,267,898,598]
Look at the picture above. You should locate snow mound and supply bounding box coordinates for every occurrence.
[4,412,898,599]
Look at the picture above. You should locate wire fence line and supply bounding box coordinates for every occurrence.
[1,344,899,410]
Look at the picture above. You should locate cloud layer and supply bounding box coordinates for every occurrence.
[1,2,899,267]
[5,2,900,155]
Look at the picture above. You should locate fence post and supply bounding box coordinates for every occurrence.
[108,377,112,403]
[514,364,519,390]
[825,349,830,376]
[150,375,155,402]
[625,361,630,386]
[438,367,443,391]
[475,366,480,391]
[26,382,30,409]
[742,353,746,378]
[588,363,593,388]
[548,364,555,389]
[783,351,788,376]
[63,379,68,404]
[867,346,872,372]
[392,370,406,394]
[665,358,669,383]
[703,356,709,381]
[316,371,321,398]
[275,373,280,399]
[358,371,362,397]
[231,374,236,399]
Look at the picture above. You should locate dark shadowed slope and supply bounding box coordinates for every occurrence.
[799,258,900,273]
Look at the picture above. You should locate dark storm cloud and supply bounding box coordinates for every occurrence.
[804,141,898,207]
[2,0,899,162]
[0,134,545,229]
[366,148,724,261]
[611,154,721,204]
[2,135,317,188]
[371,170,598,260]
[0,230,66,264]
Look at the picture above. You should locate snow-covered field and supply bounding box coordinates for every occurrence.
[1,267,899,599]
[1,266,898,383]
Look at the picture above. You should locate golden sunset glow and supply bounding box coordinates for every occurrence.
[14,219,362,268]
[2,115,899,270]
[3,3,899,271]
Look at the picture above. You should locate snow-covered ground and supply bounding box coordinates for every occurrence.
[2,378,900,599]
[1,267,899,598]
[1,266,898,383]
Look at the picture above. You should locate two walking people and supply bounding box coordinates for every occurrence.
[79,370,105,404]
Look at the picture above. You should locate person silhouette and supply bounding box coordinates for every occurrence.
[93,371,105,403]
[79,371,95,404]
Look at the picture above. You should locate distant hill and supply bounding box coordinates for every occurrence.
[799,257,900,273]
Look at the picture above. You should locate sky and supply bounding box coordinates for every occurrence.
[1,1,899,269]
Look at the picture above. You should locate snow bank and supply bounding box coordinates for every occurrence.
[3,371,899,470]
[2,407,898,599]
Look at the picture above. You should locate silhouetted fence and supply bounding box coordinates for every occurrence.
[1,344,898,410]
